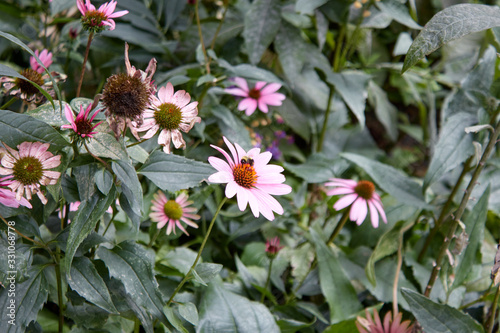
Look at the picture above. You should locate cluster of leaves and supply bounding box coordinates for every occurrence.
[1,0,500,332]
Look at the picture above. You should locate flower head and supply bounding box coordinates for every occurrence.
[149,191,200,236]
[356,309,413,333]
[265,236,284,259]
[208,137,292,221]
[134,83,200,153]
[0,176,32,209]
[325,178,387,228]
[30,49,53,74]
[61,104,102,139]
[225,77,285,116]
[0,142,61,205]
[77,0,129,33]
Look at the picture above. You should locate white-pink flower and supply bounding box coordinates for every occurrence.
[149,191,200,236]
[325,178,387,228]
[0,142,61,205]
[0,176,32,209]
[61,104,102,138]
[77,0,129,32]
[135,82,200,153]
[30,49,53,74]
[208,136,292,221]
[225,77,286,116]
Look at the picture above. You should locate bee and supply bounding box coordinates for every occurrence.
[240,156,254,166]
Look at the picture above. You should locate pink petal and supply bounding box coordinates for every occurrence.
[233,77,249,91]
[225,181,238,198]
[368,200,379,228]
[236,187,249,211]
[208,171,233,184]
[254,81,266,90]
[225,87,249,97]
[333,193,358,211]
[237,98,257,116]
[255,183,291,195]
[207,156,232,174]
[171,130,185,149]
[325,187,355,196]
[260,82,282,95]
[351,198,368,225]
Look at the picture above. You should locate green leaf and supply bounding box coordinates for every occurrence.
[341,152,429,208]
[195,263,223,284]
[68,256,118,314]
[0,110,68,148]
[0,265,48,333]
[452,186,490,289]
[219,61,284,84]
[198,278,280,332]
[65,189,116,273]
[367,81,398,141]
[87,132,129,160]
[277,318,315,333]
[401,288,484,333]
[73,164,98,202]
[163,0,187,31]
[177,302,199,326]
[423,113,476,190]
[27,101,68,127]
[276,98,311,142]
[375,0,421,30]
[244,0,281,65]
[402,4,500,72]
[138,151,213,192]
[310,229,361,323]
[94,168,113,195]
[112,159,142,216]
[212,105,252,150]
[274,22,306,83]
[96,241,169,326]
[295,0,329,15]
[163,247,197,275]
[284,154,337,183]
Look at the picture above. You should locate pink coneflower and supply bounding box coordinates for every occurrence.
[265,236,284,258]
[0,142,61,205]
[208,136,292,221]
[30,49,53,74]
[225,77,286,116]
[134,83,200,153]
[58,201,112,223]
[61,104,102,139]
[356,309,413,333]
[77,0,129,33]
[325,178,387,228]
[149,191,200,236]
[0,176,32,209]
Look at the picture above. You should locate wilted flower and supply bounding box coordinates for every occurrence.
[356,309,413,333]
[61,104,102,139]
[77,0,129,33]
[208,136,292,221]
[149,191,200,236]
[325,178,387,228]
[225,77,286,116]
[102,43,157,138]
[0,142,61,204]
[134,82,200,154]
[0,176,32,209]
[265,236,284,258]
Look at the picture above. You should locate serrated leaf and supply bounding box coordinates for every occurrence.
[96,241,169,325]
[87,132,128,160]
[0,265,48,333]
[0,110,68,148]
[68,256,118,314]
[403,4,500,72]
[198,279,280,332]
[27,101,68,127]
[341,152,429,208]
[212,105,252,150]
[244,0,281,65]
[423,113,476,190]
[138,151,213,192]
[375,0,421,30]
[310,229,361,324]
[112,159,142,215]
[401,288,484,333]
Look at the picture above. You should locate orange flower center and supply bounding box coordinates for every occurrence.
[248,88,261,100]
[354,180,375,200]
[233,157,257,188]
[163,200,183,220]
[13,156,43,185]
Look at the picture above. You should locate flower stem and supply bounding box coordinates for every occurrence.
[317,85,335,153]
[424,119,500,297]
[261,258,274,303]
[147,228,161,248]
[76,32,94,97]
[102,210,117,237]
[0,97,17,110]
[195,0,210,74]
[0,213,47,250]
[55,246,64,333]
[486,284,500,333]
[326,209,350,246]
[209,1,229,50]
[167,196,227,305]
[393,233,403,316]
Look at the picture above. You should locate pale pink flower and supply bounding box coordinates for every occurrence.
[0,176,32,209]
[325,178,387,228]
[0,142,61,205]
[58,201,112,223]
[135,83,200,154]
[30,49,53,74]
[356,309,413,333]
[225,77,286,116]
[77,0,128,32]
[149,191,200,236]
[208,137,292,221]
[265,236,284,257]
[61,104,102,138]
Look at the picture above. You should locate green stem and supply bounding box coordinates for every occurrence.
[317,86,335,153]
[487,285,500,333]
[167,197,227,305]
[195,0,210,74]
[424,119,500,297]
[261,258,274,303]
[393,233,403,316]
[102,210,117,238]
[55,247,64,333]
[126,139,148,148]
[76,32,94,97]
[332,26,345,72]
[148,228,161,248]
[0,214,47,250]
[326,209,350,246]
[209,0,229,50]
[134,318,140,333]
[0,97,17,110]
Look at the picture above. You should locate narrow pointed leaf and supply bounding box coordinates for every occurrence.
[112,159,142,215]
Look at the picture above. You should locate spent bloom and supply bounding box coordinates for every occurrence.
[265,236,284,259]
[134,82,200,154]
[0,142,61,204]
[149,191,200,236]
[208,137,292,221]
[325,178,387,228]
[356,309,413,333]
[77,0,129,33]
[0,176,32,209]
[62,104,102,139]
[225,77,285,116]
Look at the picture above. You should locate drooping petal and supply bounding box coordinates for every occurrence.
[333,193,358,211]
